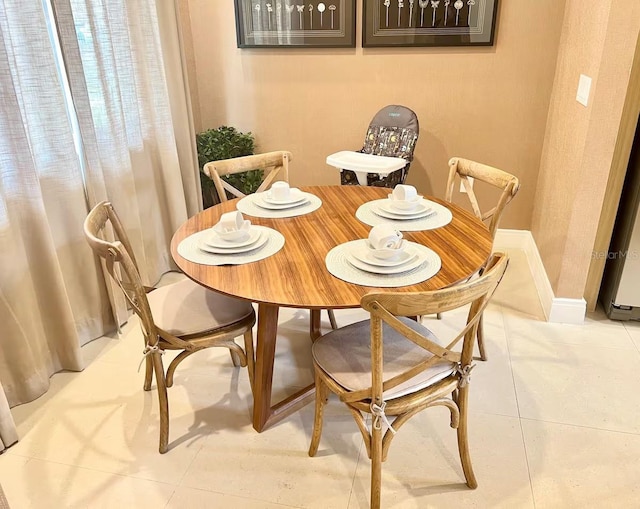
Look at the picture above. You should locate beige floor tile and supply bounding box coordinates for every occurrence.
[80,318,141,368]
[508,327,640,433]
[423,305,520,418]
[0,453,175,509]
[7,360,245,484]
[522,419,640,508]
[348,410,534,509]
[166,487,301,509]
[622,319,640,352]
[180,400,362,509]
[505,306,636,351]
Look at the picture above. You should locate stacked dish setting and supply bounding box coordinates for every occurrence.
[197,211,268,255]
[346,224,426,275]
[371,184,435,221]
[254,182,311,211]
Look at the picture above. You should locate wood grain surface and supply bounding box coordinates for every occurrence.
[171,186,492,309]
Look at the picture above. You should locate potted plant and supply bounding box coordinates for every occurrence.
[196,126,262,208]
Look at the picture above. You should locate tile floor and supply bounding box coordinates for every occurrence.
[2,248,640,508]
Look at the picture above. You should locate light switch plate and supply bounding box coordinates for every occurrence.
[577,74,592,107]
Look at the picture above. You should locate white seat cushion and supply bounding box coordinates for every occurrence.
[312,317,456,400]
[147,279,254,336]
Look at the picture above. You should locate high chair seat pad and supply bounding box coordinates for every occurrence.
[147,279,254,336]
[312,317,456,400]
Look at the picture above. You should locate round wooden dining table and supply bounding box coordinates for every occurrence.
[171,185,492,432]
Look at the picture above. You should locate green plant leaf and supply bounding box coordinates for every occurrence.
[196,126,259,205]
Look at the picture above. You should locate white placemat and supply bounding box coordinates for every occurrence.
[325,240,442,287]
[355,199,453,231]
[236,192,322,218]
[177,226,284,266]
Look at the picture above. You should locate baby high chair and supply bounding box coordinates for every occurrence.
[327,105,419,188]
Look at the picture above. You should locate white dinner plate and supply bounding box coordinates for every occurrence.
[203,227,262,249]
[350,242,416,267]
[254,195,311,210]
[372,205,435,221]
[346,252,424,274]
[378,200,431,216]
[198,232,268,254]
[262,189,306,205]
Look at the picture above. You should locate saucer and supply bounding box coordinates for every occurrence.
[379,200,431,216]
[373,205,435,221]
[198,232,268,254]
[262,189,306,205]
[204,227,262,249]
[351,242,415,267]
[346,252,424,274]
[254,194,311,210]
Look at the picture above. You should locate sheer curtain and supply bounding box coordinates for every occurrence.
[0,0,199,450]
[52,0,201,284]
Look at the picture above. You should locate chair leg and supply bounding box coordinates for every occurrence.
[143,355,153,391]
[456,386,478,489]
[230,349,242,367]
[151,353,170,454]
[308,371,329,457]
[370,424,383,509]
[436,312,442,320]
[477,314,487,361]
[327,309,338,330]
[243,329,255,392]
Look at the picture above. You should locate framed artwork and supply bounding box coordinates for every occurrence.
[363,0,498,47]
[234,0,356,48]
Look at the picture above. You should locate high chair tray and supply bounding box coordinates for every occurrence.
[326,151,407,176]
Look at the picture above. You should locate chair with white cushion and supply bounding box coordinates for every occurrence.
[307,254,509,509]
[445,157,519,359]
[84,201,256,453]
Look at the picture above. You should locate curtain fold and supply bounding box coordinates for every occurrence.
[0,0,109,446]
[0,0,200,449]
[52,0,200,284]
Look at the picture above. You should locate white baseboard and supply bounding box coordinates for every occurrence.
[548,297,587,324]
[494,229,586,324]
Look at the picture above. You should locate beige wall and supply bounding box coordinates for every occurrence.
[183,0,565,230]
[531,1,640,298]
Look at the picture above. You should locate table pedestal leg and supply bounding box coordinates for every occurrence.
[310,309,322,341]
[252,303,315,432]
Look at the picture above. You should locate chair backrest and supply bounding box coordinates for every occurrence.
[203,151,293,202]
[445,157,520,238]
[83,201,157,345]
[361,105,419,163]
[346,253,509,404]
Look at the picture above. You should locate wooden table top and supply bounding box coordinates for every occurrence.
[171,186,492,309]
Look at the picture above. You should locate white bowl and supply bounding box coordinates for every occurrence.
[387,194,423,211]
[366,240,406,260]
[213,220,251,242]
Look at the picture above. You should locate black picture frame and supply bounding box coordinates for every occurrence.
[235,1,356,48]
[363,0,498,47]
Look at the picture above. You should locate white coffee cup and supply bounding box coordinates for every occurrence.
[270,181,291,201]
[218,211,244,232]
[392,184,418,202]
[368,224,403,250]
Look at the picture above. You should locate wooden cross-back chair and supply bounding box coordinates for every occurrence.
[203,150,292,203]
[84,201,256,453]
[445,157,519,360]
[204,150,338,331]
[445,157,520,238]
[308,254,509,509]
